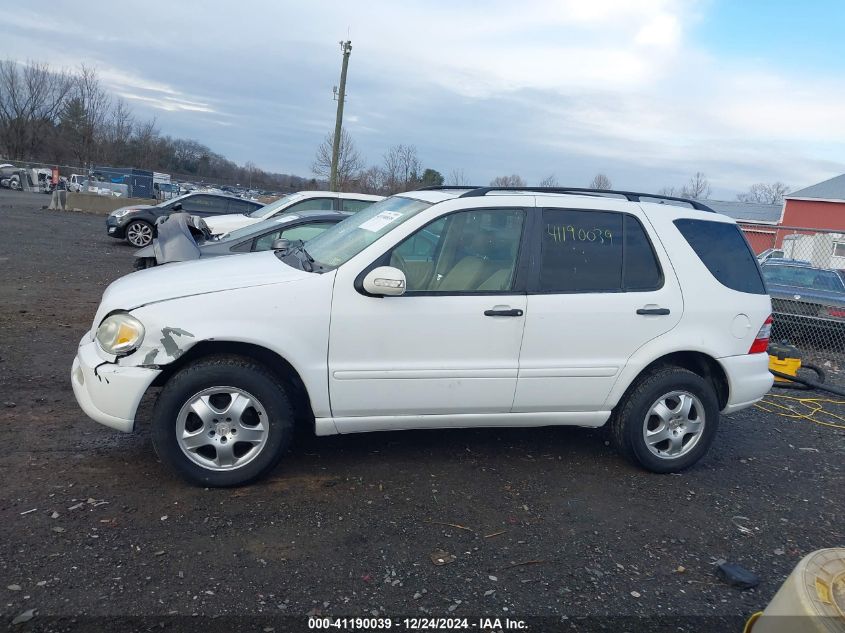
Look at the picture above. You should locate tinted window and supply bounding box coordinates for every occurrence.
[674,219,766,294]
[341,198,375,213]
[624,215,663,290]
[181,195,218,213]
[541,209,623,292]
[540,210,662,292]
[228,199,259,214]
[286,198,334,213]
[389,209,524,292]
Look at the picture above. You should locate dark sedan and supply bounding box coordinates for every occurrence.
[106,192,263,247]
[761,262,845,337]
[133,209,350,268]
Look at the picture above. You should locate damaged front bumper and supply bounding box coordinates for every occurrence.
[71,333,161,432]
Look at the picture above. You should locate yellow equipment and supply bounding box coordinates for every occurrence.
[768,341,802,383]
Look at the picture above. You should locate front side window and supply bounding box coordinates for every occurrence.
[248,193,297,218]
[833,242,845,258]
[305,196,432,269]
[253,222,333,251]
[281,198,334,214]
[540,209,662,292]
[388,209,525,292]
[182,195,216,213]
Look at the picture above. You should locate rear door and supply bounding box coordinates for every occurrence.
[513,203,683,412]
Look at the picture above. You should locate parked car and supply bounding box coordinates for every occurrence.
[73,186,773,486]
[761,262,845,334]
[106,192,263,247]
[203,191,383,236]
[133,209,350,268]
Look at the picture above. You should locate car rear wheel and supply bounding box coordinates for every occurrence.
[151,356,293,486]
[609,367,719,473]
[125,220,153,247]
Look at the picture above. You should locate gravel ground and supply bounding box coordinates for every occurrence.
[1,188,843,632]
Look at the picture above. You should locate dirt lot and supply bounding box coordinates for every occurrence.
[1,188,843,632]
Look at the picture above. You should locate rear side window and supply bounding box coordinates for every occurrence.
[539,209,662,292]
[673,219,766,294]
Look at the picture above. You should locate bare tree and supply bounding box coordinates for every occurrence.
[490,174,526,187]
[312,128,364,191]
[657,186,678,197]
[448,168,469,186]
[355,165,385,195]
[60,64,110,166]
[589,173,612,190]
[737,182,790,204]
[0,60,73,160]
[382,144,421,193]
[538,174,559,187]
[101,98,134,164]
[680,172,712,200]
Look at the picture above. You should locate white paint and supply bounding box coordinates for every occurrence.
[73,189,773,440]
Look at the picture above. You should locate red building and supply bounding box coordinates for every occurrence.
[729,173,845,256]
[780,173,845,236]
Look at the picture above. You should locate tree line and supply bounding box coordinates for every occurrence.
[0,60,312,191]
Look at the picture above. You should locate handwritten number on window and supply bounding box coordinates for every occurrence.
[546,225,613,245]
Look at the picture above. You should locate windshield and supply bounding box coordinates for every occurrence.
[763,266,845,292]
[248,193,298,218]
[219,214,302,242]
[304,196,432,269]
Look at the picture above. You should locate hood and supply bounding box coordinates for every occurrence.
[99,250,311,314]
[204,213,261,235]
[111,203,155,215]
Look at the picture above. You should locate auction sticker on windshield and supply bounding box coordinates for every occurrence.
[359,211,402,232]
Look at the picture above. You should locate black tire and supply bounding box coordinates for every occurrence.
[151,355,293,486]
[609,367,719,473]
[125,220,154,247]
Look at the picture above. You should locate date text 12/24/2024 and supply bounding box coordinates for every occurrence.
[308,617,528,630]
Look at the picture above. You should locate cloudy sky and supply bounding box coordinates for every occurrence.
[3,0,844,197]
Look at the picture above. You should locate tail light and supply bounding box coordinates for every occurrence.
[748,315,773,354]
[826,307,845,319]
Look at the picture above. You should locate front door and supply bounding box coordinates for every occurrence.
[328,207,529,423]
[513,205,683,412]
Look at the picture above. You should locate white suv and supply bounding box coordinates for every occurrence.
[203,190,383,235]
[72,187,774,486]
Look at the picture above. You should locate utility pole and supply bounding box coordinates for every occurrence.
[330,40,352,191]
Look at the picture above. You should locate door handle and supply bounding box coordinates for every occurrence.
[484,308,524,317]
[636,307,670,315]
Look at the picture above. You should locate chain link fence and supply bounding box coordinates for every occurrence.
[740,223,845,384]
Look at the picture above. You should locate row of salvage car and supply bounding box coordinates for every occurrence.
[105,190,383,266]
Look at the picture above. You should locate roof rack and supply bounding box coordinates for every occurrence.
[418,185,714,212]
[414,185,480,191]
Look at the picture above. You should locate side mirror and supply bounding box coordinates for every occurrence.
[362,266,406,296]
[172,202,182,211]
[271,238,291,253]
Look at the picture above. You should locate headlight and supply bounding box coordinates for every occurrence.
[112,208,135,218]
[95,313,145,356]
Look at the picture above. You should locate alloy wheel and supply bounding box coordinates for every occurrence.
[175,387,269,471]
[642,390,706,460]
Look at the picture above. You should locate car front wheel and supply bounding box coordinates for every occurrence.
[125,220,154,247]
[152,356,293,486]
[609,367,719,473]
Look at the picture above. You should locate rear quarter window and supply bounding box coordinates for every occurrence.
[673,219,766,294]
